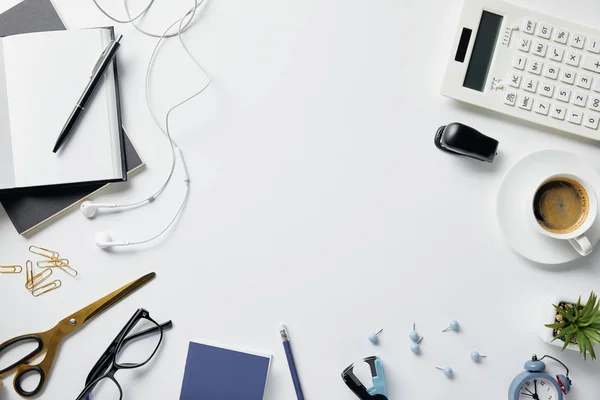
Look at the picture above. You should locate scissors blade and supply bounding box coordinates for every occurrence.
[61,272,156,332]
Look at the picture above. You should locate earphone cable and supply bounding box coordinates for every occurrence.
[90,0,210,244]
[92,0,196,38]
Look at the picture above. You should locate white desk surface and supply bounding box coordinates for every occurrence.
[1,0,600,398]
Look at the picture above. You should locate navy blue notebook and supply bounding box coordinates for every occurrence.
[179,341,272,400]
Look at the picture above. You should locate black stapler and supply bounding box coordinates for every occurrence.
[434,122,499,163]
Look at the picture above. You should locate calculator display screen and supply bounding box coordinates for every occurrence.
[463,11,504,92]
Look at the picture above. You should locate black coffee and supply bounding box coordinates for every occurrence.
[533,177,589,234]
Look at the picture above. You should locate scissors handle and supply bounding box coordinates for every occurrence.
[14,365,46,398]
[0,335,43,376]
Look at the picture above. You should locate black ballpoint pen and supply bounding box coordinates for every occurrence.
[52,34,123,153]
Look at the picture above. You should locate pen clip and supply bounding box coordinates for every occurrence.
[90,41,113,77]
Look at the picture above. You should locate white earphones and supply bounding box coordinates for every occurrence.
[84,0,208,249]
[85,147,191,249]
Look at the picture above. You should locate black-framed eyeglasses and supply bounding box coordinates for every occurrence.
[75,308,173,400]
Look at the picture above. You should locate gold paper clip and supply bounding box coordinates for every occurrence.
[57,264,77,278]
[37,258,78,278]
[37,258,68,268]
[0,265,22,273]
[25,268,53,292]
[29,245,59,259]
[25,260,33,288]
[31,280,61,297]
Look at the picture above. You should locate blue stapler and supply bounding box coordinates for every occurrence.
[342,356,388,399]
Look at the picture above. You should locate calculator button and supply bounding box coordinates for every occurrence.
[518,95,533,110]
[582,55,600,74]
[523,77,538,93]
[503,90,517,106]
[557,87,572,102]
[532,41,547,57]
[570,33,586,49]
[587,38,600,54]
[536,23,552,39]
[527,60,543,75]
[523,18,536,34]
[553,28,569,44]
[540,82,555,97]
[573,91,588,107]
[513,54,527,70]
[519,36,532,52]
[566,51,581,67]
[576,73,593,89]
[543,64,559,80]
[548,46,564,62]
[585,38,600,54]
[559,68,576,84]
[534,99,550,115]
[551,105,567,120]
[509,72,522,88]
[584,112,600,129]
[568,109,583,124]
[589,95,600,111]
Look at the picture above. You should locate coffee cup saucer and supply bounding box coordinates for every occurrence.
[497,149,600,264]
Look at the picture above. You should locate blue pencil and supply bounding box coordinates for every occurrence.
[279,324,305,400]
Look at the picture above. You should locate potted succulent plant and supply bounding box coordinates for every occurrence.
[542,292,600,360]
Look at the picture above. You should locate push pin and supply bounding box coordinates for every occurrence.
[368,329,383,344]
[411,337,424,354]
[442,320,459,332]
[470,351,487,362]
[435,366,454,378]
[409,322,421,342]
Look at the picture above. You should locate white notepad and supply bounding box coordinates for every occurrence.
[0,27,125,192]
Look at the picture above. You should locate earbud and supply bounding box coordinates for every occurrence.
[81,201,119,219]
[95,232,130,249]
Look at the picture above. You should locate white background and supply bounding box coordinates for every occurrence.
[1,0,600,399]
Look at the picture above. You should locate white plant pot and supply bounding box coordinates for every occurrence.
[540,296,584,353]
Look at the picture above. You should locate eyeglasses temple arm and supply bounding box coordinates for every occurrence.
[121,321,173,346]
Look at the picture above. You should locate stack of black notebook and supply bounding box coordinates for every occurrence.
[0,0,144,234]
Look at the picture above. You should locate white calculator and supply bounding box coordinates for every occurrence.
[441,0,600,140]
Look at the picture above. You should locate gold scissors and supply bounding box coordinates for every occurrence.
[0,272,156,398]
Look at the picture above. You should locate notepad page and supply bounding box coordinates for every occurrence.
[0,40,15,188]
[1,28,121,189]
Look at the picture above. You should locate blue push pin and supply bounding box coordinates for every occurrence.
[409,322,421,342]
[470,351,487,362]
[411,337,424,354]
[435,366,454,378]
[442,320,459,332]
[368,329,383,344]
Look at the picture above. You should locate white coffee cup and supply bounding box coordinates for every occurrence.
[530,173,598,256]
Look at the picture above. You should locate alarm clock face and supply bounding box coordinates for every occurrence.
[519,378,559,400]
